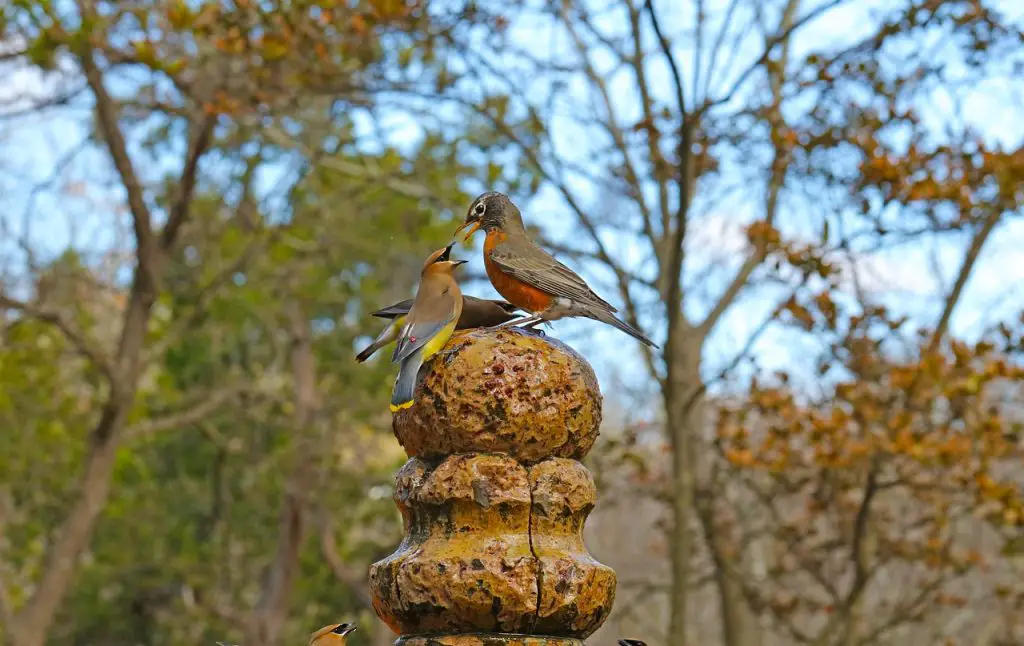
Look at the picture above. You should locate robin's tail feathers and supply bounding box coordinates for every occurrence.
[589,309,658,348]
[390,353,423,412]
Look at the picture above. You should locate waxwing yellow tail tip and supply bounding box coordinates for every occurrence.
[389,400,414,412]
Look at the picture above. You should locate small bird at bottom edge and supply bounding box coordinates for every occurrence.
[216,621,356,646]
[618,640,647,646]
[309,622,357,645]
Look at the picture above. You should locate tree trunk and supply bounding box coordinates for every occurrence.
[7,280,156,646]
[696,480,759,646]
[245,301,318,646]
[665,329,703,645]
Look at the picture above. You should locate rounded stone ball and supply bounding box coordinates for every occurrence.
[392,327,602,463]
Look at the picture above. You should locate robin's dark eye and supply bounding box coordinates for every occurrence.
[474,203,485,216]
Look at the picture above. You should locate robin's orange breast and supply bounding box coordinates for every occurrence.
[483,230,554,313]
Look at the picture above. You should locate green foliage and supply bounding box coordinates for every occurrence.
[0,0,493,644]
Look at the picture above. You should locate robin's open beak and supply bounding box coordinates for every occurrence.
[455,218,482,242]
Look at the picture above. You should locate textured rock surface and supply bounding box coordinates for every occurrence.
[392,328,602,463]
[370,455,538,634]
[370,455,615,640]
[372,330,615,645]
[529,460,616,637]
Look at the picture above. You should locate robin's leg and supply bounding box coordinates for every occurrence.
[492,314,543,329]
[521,318,547,336]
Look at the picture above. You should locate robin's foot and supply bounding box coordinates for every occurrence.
[492,314,543,330]
[492,316,530,330]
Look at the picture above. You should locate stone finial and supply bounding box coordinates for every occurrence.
[391,329,602,462]
[370,328,615,644]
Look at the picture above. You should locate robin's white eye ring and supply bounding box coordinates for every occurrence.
[474,203,485,215]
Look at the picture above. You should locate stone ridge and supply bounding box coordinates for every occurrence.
[369,455,615,639]
[391,328,602,464]
[372,329,615,644]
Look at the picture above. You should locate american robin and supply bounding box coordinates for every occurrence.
[389,244,467,411]
[455,192,658,347]
[355,245,519,362]
[308,622,357,645]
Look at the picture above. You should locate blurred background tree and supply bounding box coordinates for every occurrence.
[1,1,1022,646]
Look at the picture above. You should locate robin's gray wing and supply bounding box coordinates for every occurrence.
[372,298,415,319]
[458,297,521,328]
[462,296,520,317]
[462,295,517,311]
[489,243,617,312]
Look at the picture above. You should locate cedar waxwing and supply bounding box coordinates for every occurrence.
[215,622,356,646]
[389,245,467,411]
[618,640,647,646]
[455,192,657,347]
[355,243,518,364]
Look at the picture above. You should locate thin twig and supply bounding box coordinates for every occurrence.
[126,385,249,440]
[0,294,118,384]
[161,114,218,250]
[79,49,156,276]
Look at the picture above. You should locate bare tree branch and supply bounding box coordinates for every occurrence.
[697,0,799,338]
[0,86,87,122]
[320,522,373,609]
[0,294,118,384]
[702,0,742,101]
[927,209,1002,353]
[696,250,763,339]
[125,385,249,440]
[703,0,851,113]
[246,301,318,646]
[644,0,687,117]
[644,0,692,310]
[625,0,671,250]
[0,489,14,629]
[145,228,274,363]
[262,127,447,205]
[79,50,156,277]
[160,114,217,250]
[848,467,878,595]
[558,5,654,228]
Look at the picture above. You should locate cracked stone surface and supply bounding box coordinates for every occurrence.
[529,459,616,637]
[372,331,615,643]
[370,456,615,639]
[370,455,538,635]
[391,328,602,463]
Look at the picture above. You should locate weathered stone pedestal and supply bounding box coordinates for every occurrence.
[370,329,615,645]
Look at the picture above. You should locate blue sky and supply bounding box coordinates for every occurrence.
[2,0,1023,414]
